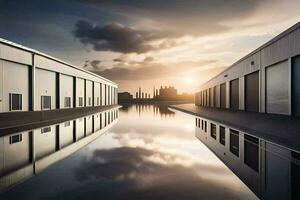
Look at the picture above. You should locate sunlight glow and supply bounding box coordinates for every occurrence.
[183,76,195,84]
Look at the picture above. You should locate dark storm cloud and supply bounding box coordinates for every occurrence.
[80,0,262,35]
[90,60,102,69]
[73,20,178,53]
[92,59,217,80]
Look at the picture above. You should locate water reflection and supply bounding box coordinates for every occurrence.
[0,104,257,200]
[195,116,300,200]
[0,107,119,192]
[120,104,175,117]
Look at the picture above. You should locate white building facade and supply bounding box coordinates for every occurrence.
[0,39,118,113]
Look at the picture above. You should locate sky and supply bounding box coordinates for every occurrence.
[1,0,300,95]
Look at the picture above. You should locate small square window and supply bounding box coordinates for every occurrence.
[41,127,51,133]
[78,97,83,107]
[41,96,51,110]
[64,97,71,108]
[9,134,22,144]
[9,93,22,111]
[64,121,71,127]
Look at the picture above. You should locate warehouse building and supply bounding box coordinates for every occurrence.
[195,116,300,199]
[0,38,118,113]
[0,107,119,191]
[195,22,300,117]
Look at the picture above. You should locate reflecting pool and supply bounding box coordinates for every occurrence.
[2,104,297,199]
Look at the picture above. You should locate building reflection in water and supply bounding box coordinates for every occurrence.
[0,107,119,192]
[119,104,175,117]
[195,116,300,200]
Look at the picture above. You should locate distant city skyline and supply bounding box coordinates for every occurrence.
[1,0,300,94]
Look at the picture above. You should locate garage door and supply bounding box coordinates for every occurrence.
[230,79,239,110]
[266,60,289,115]
[292,56,300,117]
[220,83,226,109]
[245,71,259,112]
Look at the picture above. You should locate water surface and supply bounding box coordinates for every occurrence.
[1,104,258,199]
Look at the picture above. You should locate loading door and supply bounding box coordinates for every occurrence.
[292,56,300,117]
[230,79,239,110]
[220,83,226,109]
[245,71,259,112]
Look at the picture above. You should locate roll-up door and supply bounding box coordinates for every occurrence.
[230,79,239,110]
[245,71,259,112]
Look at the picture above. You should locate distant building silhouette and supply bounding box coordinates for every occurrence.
[118,85,194,104]
[157,86,177,100]
[118,92,133,103]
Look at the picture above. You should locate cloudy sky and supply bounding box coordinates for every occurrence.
[1,0,300,94]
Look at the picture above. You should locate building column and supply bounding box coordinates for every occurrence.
[56,72,60,109]
[288,58,292,115]
[226,81,230,109]
[239,77,245,110]
[29,54,36,111]
[260,68,265,113]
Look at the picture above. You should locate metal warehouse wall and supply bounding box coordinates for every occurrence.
[196,22,300,116]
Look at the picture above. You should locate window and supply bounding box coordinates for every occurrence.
[230,129,239,157]
[210,123,216,139]
[78,97,83,107]
[64,121,71,127]
[244,134,259,171]
[64,97,71,108]
[204,121,207,132]
[9,134,22,144]
[88,97,92,106]
[41,127,51,133]
[195,118,198,127]
[201,120,204,130]
[198,119,201,128]
[9,93,22,111]
[41,96,51,110]
[97,97,99,106]
[219,126,226,145]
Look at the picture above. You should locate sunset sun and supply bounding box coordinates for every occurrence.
[183,76,195,84]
